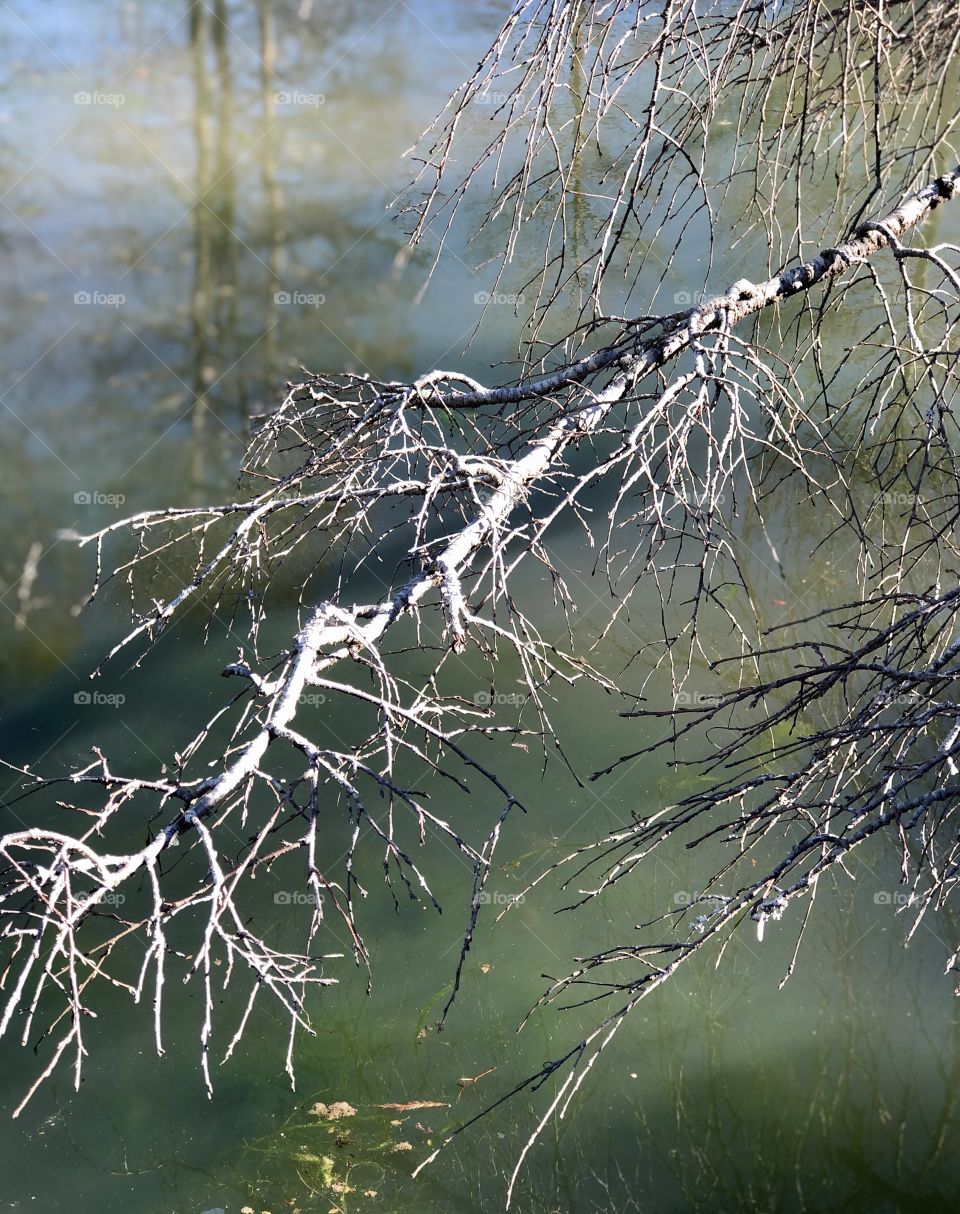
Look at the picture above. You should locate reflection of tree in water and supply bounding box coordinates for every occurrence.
[0,0,455,691]
[187,0,238,493]
[0,0,427,663]
[207,909,960,1214]
[160,0,421,478]
[662,900,960,1211]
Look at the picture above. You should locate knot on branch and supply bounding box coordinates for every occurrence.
[751,892,787,942]
[726,278,758,303]
[821,246,853,270]
[781,263,816,293]
[221,661,279,696]
[434,557,469,653]
[854,221,894,248]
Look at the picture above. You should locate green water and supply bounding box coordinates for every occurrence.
[1,3,959,1212]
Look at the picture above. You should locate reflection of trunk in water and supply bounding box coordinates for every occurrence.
[188,0,237,497]
[212,0,238,369]
[258,0,286,400]
[569,3,588,275]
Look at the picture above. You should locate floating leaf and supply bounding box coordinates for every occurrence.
[373,1100,447,1110]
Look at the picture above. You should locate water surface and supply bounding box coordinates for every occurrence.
[1,4,958,1212]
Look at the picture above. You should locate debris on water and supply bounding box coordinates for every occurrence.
[310,1100,357,1120]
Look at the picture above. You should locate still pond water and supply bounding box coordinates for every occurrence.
[0,3,958,1212]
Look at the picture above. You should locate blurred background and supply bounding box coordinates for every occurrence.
[1,4,958,1212]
